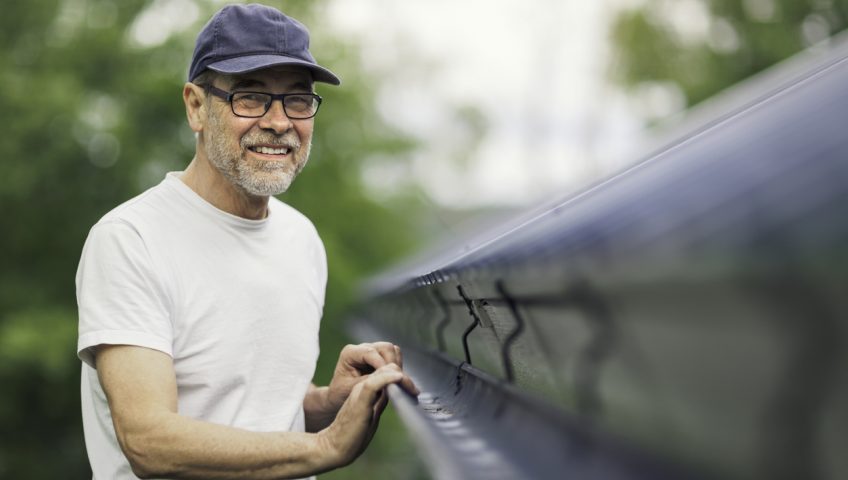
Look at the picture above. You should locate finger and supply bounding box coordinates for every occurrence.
[335,365,401,422]
[363,345,416,396]
[355,364,403,406]
[344,377,391,424]
[371,341,401,367]
[398,373,420,396]
[373,387,389,417]
[393,344,403,368]
[341,344,387,373]
[365,391,388,446]
[336,343,388,375]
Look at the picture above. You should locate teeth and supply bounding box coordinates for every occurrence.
[253,146,289,155]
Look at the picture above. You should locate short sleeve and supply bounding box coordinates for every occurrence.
[76,220,173,368]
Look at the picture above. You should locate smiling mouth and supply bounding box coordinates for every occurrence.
[248,146,291,155]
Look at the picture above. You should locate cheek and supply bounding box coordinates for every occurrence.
[296,124,314,145]
[212,110,251,139]
[232,121,255,144]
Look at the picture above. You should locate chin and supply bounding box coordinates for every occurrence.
[239,170,297,196]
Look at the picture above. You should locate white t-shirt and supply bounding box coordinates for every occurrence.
[77,172,326,479]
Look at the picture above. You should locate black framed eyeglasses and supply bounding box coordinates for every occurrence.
[204,85,322,119]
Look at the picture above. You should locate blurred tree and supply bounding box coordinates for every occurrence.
[611,0,848,118]
[0,0,424,478]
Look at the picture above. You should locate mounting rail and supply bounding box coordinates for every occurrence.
[351,37,848,480]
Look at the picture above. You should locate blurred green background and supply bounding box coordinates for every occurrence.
[1,0,845,478]
[0,0,428,477]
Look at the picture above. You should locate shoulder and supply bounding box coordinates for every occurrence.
[96,178,176,229]
[269,197,321,239]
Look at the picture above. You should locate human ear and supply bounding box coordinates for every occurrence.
[183,83,207,133]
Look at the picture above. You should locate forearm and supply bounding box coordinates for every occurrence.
[303,384,337,432]
[118,410,337,479]
[96,344,407,478]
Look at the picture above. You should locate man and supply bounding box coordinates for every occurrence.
[76,4,417,479]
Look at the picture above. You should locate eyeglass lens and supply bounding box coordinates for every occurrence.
[231,92,319,118]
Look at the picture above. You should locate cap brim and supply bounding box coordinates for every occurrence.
[207,54,341,86]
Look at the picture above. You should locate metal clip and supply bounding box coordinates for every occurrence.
[496,280,525,383]
[457,284,480,365]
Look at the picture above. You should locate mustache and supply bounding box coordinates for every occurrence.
[241,133,301,150]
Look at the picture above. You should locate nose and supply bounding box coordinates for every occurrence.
[258,99,293,134]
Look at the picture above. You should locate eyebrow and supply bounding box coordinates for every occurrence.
[230,79,264,90]
[229,78,313,92]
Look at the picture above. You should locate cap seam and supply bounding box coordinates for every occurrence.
[206,51,310,63]
[213,9,220,58]
[278,12,286,53]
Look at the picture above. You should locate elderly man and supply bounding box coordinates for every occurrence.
[76,4,417,479]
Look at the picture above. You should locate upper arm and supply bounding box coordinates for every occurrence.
[77,222,173,368]
[96,345,178,449]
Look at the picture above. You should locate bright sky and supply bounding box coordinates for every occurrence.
[325,0,661,208]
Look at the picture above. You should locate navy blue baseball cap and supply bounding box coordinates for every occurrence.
[188,4,340,85]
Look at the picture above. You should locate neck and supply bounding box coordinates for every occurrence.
[181,154,270,220]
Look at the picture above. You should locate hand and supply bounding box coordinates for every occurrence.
[317,364,404,467]
[325,342,418,412]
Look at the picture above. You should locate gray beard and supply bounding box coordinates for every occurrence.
[204,113,311,197]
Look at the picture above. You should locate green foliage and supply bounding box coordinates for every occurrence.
[611,0,848,108]
[0,0,424,477]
